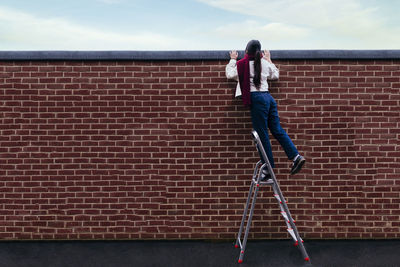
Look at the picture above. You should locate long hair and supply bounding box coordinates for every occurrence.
[246,40,262,89]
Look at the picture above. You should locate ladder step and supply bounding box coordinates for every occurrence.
[280,211,289,222]
[260,179,274,185]
[288,228,304,244]
[237,238,242,248]
[274,194,288,204]
[281,211,296,224]
[287,228,298,241]
[274,194,282,203]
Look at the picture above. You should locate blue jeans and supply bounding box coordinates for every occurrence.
[250,92,298,168]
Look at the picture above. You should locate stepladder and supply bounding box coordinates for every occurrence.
[235,130,310,264]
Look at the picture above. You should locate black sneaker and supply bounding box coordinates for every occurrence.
[260,169,271,181]
[290,155,305,175]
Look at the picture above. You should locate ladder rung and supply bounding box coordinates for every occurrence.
[287,228,298,241]
[274,194,282,203]
[260,179,274,185]
[274,194,288,204]
[236,238,242,249]
[281,211,289,221]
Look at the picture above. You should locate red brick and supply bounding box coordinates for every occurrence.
[0,58,399,240]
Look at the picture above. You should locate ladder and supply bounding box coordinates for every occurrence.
[235,130,310,263]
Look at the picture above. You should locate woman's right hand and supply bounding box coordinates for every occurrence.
[230,50,238,60]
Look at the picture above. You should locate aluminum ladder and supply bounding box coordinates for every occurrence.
[235,130,310,263]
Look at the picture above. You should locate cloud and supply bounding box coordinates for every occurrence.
[197,0,400,49]
[196,0,373,26]
[0,6,185,50]
[213,20,310,41]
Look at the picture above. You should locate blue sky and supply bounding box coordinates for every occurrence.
[0,0,399,50]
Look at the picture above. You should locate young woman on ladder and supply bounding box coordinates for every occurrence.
[226,40,305,177]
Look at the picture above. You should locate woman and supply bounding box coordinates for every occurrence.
[226,40,305,177]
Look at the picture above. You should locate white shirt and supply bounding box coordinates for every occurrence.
[225,58,279,97]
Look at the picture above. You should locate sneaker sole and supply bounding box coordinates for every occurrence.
[291,158,305,175]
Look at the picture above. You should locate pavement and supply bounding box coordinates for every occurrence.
[0,239,399,267]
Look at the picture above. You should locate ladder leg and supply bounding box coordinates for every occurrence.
[235,180,255,248]
[272,183,310,262]
[236,161,261,248]
[238,184,260,263]
[283,201,310,261]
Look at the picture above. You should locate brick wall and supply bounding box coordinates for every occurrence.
[0,52,400,240]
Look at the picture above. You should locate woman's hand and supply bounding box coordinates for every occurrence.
[230,50,238,60]
[263,50,272,62]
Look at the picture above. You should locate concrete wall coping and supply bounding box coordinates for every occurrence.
[0,50,400,61]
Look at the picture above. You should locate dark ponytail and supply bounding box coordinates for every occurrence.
[245,40,262,89]
[253,50,262,88]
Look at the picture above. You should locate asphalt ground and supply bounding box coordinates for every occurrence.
[0,239,399,267]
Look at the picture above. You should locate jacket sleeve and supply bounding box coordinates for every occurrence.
[262,58,279,80]
[225,59,239,81]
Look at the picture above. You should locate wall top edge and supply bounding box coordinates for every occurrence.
[0,50,400,61]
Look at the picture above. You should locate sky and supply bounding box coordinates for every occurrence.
[0,0,399,50]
